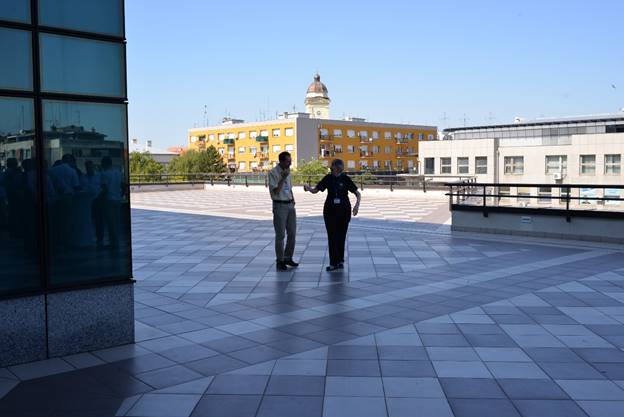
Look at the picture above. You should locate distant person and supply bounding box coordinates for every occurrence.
[48,155,80,249]
[268,151,299,271]
[98,156,123,249]
[304,159,361,271]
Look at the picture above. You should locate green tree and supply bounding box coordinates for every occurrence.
[168,146,226,175]
[293,159,328,185]
[129,151,163,182]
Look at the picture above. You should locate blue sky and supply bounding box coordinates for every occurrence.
[126,0,624,148]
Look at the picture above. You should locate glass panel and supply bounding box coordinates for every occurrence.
[0,0,30,23]
[0,28,32,91]
[0,97,41,294]
[39,0,123,36]
[42,100,130,286]
[40,34,126,97]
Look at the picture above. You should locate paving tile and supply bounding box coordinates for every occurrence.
[433,361,492,378]
[206,374,268,395]
[327,359,380,377]
[257,395,323,417]
[323,396,388,417]
[9,358,74,380]
[474,347,531,362]
[377,346,428,361]
[136,364,204,390]
[497,379,569,400]
[540,361,606,379]
[449,398,521,417]
[512,399,588,417]
[380,360,436,377]
[266,376,325,396]
[190,394,261,417]
[387,397,454,417]
[383,377,445,398]
[426,347,479,361]
[440,378,506,399]
[327,345,378,360]
[578,400,624,417]
[556,380,624,400]
[325,376,384,397]
[127,393,201,417]
[272,359,326,376]
[485,362,549,379]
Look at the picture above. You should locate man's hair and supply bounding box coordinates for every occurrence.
[331,159,344,171]
[278,151,291,163]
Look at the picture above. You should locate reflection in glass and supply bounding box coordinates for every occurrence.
[0,0,30,23]
[0,28,32,91]
[39,0,123,36]
[42,100,130,286]
[0,97,41,294]
[40,34,125,97]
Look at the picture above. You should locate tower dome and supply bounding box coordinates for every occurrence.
[305,73,330,119]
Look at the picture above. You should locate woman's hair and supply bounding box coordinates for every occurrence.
[331,159,344,172]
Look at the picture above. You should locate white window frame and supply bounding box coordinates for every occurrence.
[218,133,225,141]
[272,145,281,153]
[504,156,524,175]
[250,131,257,138]
[347,145,355,153]
[384,146,391,154]
[334,144,343,153]
[260,129,269,137]
[457,157,469,174]
[545,155,567,174]
[605,154,621,175]
[238,132,246,139]
[347,130,356,138]
[285,144,294,151]
[384,131,392,139]
[272,128,281,137]
[440,157,452,174]
[285,127,294,137]
[475,156,487,174]
[333,129,342,137]
[238,146,246,154]
[347,160,355,169]
[580,154,596,175]
[372,131,379,139]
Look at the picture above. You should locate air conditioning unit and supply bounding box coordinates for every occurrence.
[552,172,562,181]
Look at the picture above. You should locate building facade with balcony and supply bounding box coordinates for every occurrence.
[188,75,437,172]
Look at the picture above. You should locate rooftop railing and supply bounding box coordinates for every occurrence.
[445,182,624,221]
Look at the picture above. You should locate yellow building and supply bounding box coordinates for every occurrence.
[188,75,437,172]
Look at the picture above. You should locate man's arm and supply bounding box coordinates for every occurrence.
[270,169,289,196]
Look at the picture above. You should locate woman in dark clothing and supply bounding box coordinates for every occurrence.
[304,159,361,271]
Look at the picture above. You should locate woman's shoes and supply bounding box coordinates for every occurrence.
[326,263,344,272]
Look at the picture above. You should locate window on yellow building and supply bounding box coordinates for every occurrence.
[347,160,355,169]
[428,134,434,140]
[347,145,355,153]
[335,145,343,153]
[239,161,246,170]
[372,131,379,139]
[250,146,257,155]
[347,130,355,138]
[228,132,236,139]
[373,160,379,168]
[333,129,342,137]
[209,134,215,140]
[285,127,294,137]
[272,145,281,153]
[372,146,380,154]
[418,133,424,140]
[250,131,257,138]
[218,148,224,155]
[272,128,281,137]
[260,129,269,137]
[285,144,294,151]
[384,131,392,139]
[359,131,368,139]
[239,132,246,139]
[218,133,225,141]
[238,146,246,154]
[384,146,391,153]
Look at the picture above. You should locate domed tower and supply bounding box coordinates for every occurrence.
[305,73,330,119]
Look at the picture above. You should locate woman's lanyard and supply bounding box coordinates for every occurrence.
[332,175,341,205]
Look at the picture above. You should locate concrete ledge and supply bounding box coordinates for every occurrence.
[452,211,624,243]
[0,296,47,367]
[130,183,205,193]
[47,282,135,357]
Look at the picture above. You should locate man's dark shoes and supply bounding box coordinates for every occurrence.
[276,261,288,271]
[284,259,299,267]
[326,265,339,271]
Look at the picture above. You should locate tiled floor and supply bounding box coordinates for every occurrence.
[1,187,624,417]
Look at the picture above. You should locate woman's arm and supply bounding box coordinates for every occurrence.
[352,190,361,216]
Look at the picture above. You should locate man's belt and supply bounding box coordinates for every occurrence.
[272,199,294,204]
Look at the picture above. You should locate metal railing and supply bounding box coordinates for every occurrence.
[131,173,475,192]
[445,182,624,221]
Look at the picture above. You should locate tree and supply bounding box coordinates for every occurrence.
[168,146,226,175]
[293,158,328,185]
[129,151,163,181]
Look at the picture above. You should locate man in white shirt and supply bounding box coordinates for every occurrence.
[268,152,299,271]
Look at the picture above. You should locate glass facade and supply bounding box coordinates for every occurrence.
[0,28,32,90]
[0,0,30,23]
[0,0,130,296]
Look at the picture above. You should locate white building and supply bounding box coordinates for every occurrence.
[130,139,180,167]
[420,112,624,186]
